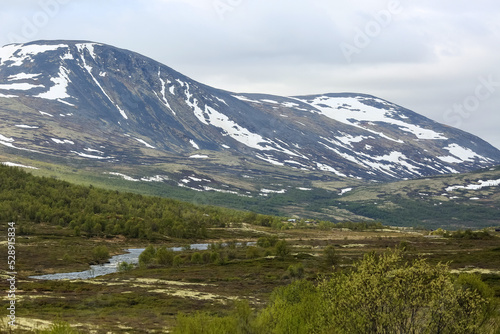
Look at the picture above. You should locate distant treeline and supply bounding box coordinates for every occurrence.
[0,165,282,240]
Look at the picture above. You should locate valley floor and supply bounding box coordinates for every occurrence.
[1,223,500,333]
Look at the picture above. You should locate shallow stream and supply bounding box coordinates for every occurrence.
[30,243,251,280]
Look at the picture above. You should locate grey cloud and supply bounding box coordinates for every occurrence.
[0,0,499,149]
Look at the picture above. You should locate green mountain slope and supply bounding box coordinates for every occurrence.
[1,158,499,230]
[0,164,284,240]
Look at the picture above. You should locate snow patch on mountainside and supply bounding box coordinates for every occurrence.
[358,152,407,177]
[135,138,155,149]
[335,133,372,147]
[141,175,168,182]
[157,68,175,115]
[116,105,128,119]
[193,103,272,150]
[261,188,287,194]
[76,43,101,61]
[61,50,73,60]
[51,138,75,145]
[372,151,423,176]
[0,134,14,143]
[338,188,353,195]
[256,154,285,166]
[189,140,200,150]
[84,148,104,154]
[107,172,140,182]
[444,144,490,163]
[261,99,279,104]
[316,162,347,177]
[191,101,303,159]
[320,136,428,178]
[319,142,361,165]
[15,125,39,129]
[232,95,262,104]
[215,96,228,106]
[8,73,42,80]
[35,66,72,100]
[72,151,112,159]
[437,155,462,164]
[0,133,39,153]
[0,43,67,67]
[445,179,500,192]
[0,93,18,98]
[203,186,242,195]
[39,111,54,117]
[1,162,38,169]
[295,95,447,141]
[0,82,44,90]
[281,101,300,108]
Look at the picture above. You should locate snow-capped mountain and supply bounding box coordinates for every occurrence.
[1,40,499,185]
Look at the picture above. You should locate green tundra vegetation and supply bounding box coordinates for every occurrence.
[173,250,498,334]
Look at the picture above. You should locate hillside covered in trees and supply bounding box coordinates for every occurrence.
[0,164,282,240]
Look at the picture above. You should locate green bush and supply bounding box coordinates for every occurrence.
[138,245,176,267]
[173,312,236,334]
[257,236,278,248]
[191,252,203,264]
[156,247,174,266]
[173,255,183,267]
[36,321,81,334]
[257,280,320,333]
[118,261,134,272]
[202,252,212,264]
[323,245,337,266]
[314,250,495,334]
[91,245,109,263]
[257,237,271,248]
[246,246,260,259]
[210,252,220,264]
[138,245,156,267]
[287,263,305,279]
[274,240,290,259]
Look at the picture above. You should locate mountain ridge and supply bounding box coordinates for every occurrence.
[1,40,500,193]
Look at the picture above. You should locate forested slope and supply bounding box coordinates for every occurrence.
[0,165,280,240]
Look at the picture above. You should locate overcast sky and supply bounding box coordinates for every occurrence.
[1,0,499,149]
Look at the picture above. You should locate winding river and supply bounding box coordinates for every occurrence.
[30,243,252,280]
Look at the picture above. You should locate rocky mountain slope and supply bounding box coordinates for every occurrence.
[1,40,499,196]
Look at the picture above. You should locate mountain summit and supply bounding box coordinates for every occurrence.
[1,40,499,189]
